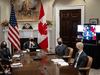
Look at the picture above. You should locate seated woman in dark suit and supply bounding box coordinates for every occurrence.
[0,41,12,69]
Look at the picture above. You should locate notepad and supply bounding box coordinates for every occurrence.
[13,55,20,57]
[36,49,40,52]
[22,51,27,53]
[58,61,69,66]
[11,63,23,68]
[51,59,64,63]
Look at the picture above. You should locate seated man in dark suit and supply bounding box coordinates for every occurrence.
[23,35,39,51]
[72,42,88,75]
[55,38,68,61]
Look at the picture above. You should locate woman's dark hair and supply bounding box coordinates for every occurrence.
[0,41,7,49]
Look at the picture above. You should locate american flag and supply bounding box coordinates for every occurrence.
[8,5,20,51]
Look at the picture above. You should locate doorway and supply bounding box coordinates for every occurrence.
[56,5,84,57]
[60,9,81,57]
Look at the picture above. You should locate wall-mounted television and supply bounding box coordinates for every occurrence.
[77,24,100,45]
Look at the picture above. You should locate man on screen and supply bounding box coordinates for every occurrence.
[83,25,93,40]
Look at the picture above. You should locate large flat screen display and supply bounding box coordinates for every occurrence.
[77,24,100,45]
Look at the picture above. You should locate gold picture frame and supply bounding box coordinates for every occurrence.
[11,0,41,22]
[89,18,99,24]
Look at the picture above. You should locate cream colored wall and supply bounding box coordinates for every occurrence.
[86,0,100,24]
[0,0,11,43]
[0,0,100,51]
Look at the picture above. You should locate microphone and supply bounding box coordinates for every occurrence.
[44,67,51,75]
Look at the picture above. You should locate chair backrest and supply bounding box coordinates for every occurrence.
[86,56,93,75]
[67,47,73,63]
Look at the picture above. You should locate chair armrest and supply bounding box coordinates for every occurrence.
[0,71,3,74]
[69,63,73,65]
[0,58,2,61]
[79,67,90,70]
[63,56,71,58]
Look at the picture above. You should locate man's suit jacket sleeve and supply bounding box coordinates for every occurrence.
[64,45,68,56]
[23,42,28,50]
[76,56,88,69]
[7,48,12,59]
[55,47,57,54]
[34,42,40,49]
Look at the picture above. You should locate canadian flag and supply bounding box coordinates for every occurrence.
[38,4,48,52]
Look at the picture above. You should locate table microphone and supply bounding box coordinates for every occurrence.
[44,67,51,75]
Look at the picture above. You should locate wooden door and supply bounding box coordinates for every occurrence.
[60,9,81,57]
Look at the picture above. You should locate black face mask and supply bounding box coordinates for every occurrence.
[30,39,34,42]
[76,47,79,52]
[58,42,62,45]
[3,44,7,48]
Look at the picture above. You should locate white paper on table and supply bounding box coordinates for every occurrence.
[11,63,23,68]
[22,51,27,53]
[58,61,69,66]
[13,55,20,57]
[13,63,21,66]
[51,59,64,63]
[36,49,40,52]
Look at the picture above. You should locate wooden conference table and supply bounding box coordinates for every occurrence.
[12,50,81,75]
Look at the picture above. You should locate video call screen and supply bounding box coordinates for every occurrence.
[77,25,100,41]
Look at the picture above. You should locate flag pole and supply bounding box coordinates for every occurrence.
[11,0,15,54]
[39,0,42,10]
[11,0,13,6]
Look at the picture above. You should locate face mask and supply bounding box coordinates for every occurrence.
[76,47,79,52]
[3,44,7,48]
[58,42,62,45]
[30,39,34,41]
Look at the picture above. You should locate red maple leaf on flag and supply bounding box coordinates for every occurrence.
[38,22,47,35]
[39,56,47,67]
[91,27,96,34]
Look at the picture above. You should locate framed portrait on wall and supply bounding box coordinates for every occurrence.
[89,18,99,24]
[11,0,41,22]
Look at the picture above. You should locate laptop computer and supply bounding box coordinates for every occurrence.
[29,47,36,52]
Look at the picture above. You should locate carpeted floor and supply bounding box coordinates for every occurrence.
[89,68,100,75]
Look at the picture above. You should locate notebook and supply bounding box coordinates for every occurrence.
[33,56,42,60]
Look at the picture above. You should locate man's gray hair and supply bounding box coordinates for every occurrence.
[57,38,63,42]
[76,42,84,49]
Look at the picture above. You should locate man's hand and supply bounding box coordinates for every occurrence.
[9,59,12,62]
[26,49,30,52]
[31,42,35,46]
[62,56,67,58]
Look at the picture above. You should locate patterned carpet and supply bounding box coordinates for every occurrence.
[89,68,100,75]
